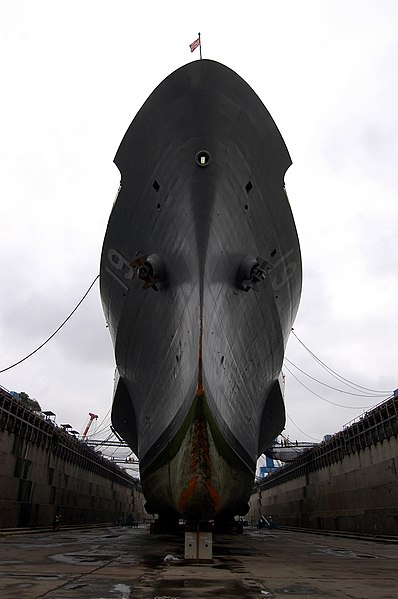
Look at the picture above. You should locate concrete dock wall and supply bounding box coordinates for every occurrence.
[0,387,147,528]
[249,395,398,536]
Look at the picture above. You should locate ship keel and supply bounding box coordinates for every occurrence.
[141,392,253,523]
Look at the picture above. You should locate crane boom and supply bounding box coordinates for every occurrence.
[82,412,98,439]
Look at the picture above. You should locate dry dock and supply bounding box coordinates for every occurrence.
[0,525,397,599]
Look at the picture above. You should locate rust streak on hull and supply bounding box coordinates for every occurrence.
[178,396,221,520]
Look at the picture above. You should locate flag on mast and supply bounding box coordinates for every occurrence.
[189,37,200,53]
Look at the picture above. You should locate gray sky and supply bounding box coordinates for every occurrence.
[0,1,397,452]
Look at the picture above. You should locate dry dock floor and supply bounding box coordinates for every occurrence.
[0,525,397,599]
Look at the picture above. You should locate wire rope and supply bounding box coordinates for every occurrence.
[284,357,386,398]
[0,275,100,374]
[291,329,391,394]
[285,411,321,442]
[284,365,381,410]
[86,416,112,438]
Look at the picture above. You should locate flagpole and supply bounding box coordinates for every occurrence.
[198,32,202,60]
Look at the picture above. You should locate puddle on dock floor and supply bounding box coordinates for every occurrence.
[273,583,319,595]
[315,546,377,559]
[151,578,271,598]
[0,526,396,599]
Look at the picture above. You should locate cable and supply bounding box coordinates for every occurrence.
[86,418,111,437]
[291,329,391,394]
[0,275,100,374]
[105,443,124,459]
[284,365,381,410]
[95,408,111,431]
[93,430,115,448]
[86,414,112,438]
[285,411,321,442]
[284,358,386,398]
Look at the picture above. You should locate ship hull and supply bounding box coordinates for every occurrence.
[140,393,254,522]
[100,60,301,521]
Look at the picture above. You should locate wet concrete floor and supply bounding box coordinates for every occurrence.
[0,525,397,598]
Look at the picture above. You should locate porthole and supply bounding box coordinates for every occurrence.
[195,150,212,167]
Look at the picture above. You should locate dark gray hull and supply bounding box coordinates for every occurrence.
[100,60,301,521]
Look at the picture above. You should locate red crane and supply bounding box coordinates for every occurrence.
[82,412,98,439]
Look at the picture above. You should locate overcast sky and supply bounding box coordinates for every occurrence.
[0,1,397,458]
